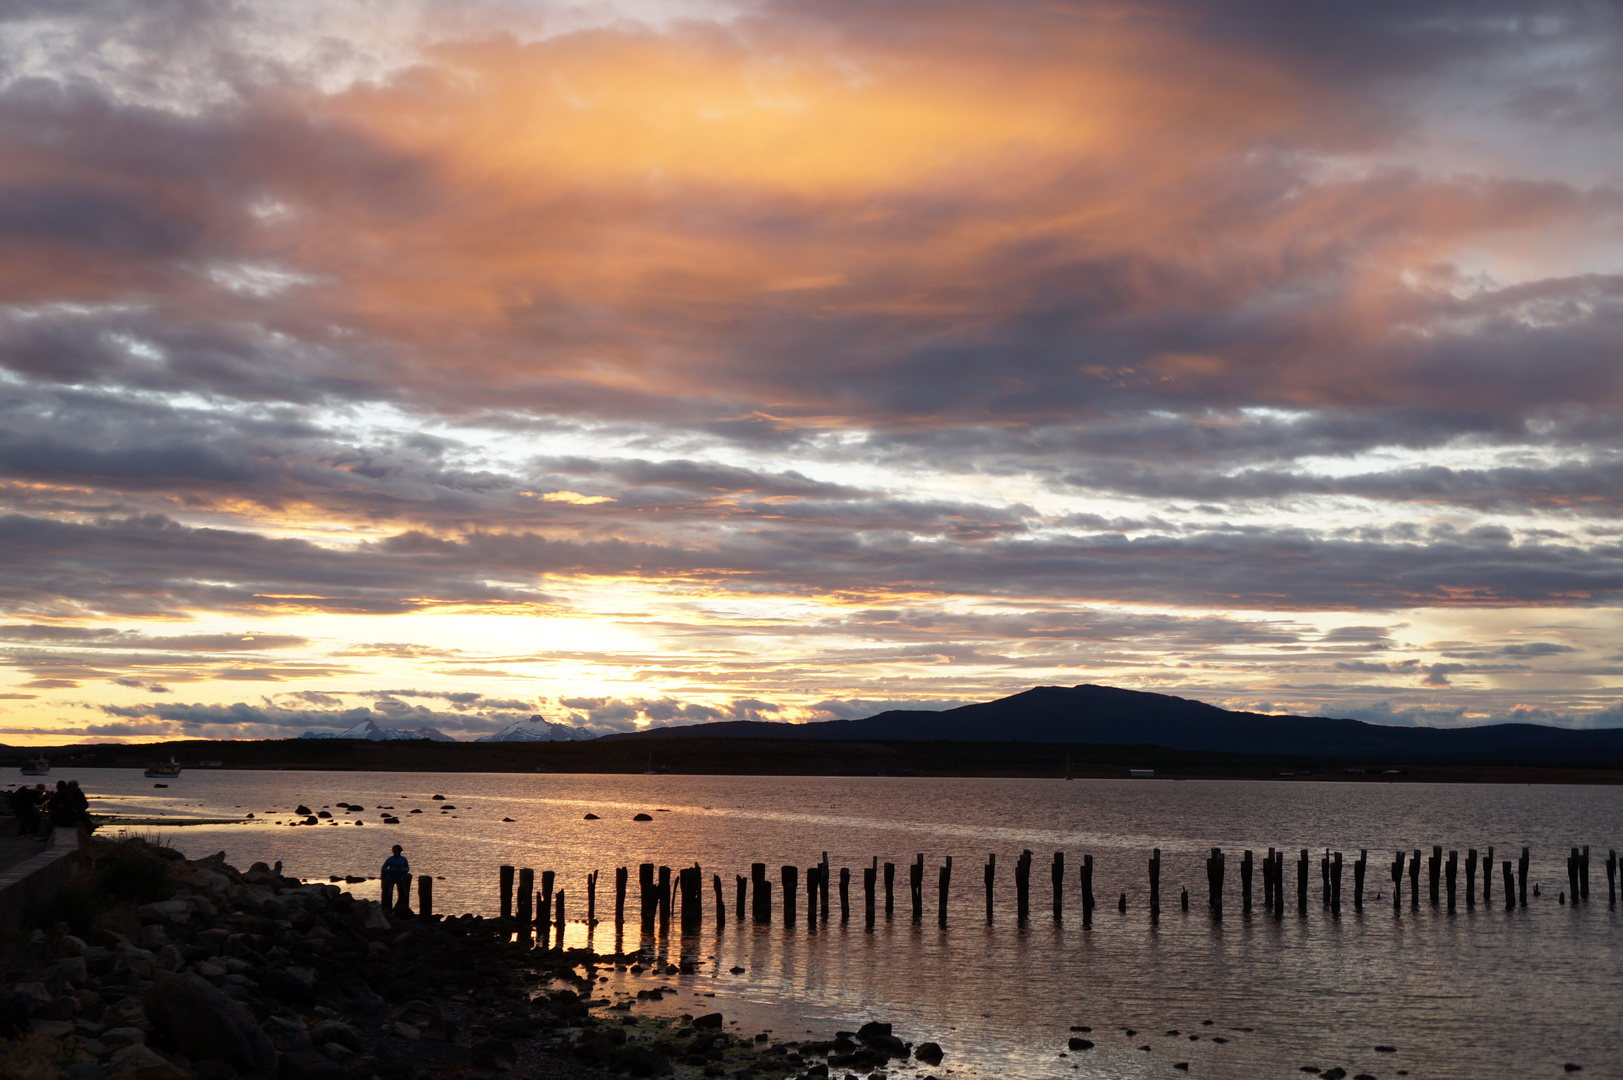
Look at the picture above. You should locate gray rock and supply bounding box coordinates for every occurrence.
[102,1027,147,1048]
[109,1044,172,1072]
[143,973,277,1077]
[309,1021,361,1053]
[914,1043,943,1066]
[100,998,148,1031]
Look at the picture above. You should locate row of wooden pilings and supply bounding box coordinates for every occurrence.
[492,846,1621,941]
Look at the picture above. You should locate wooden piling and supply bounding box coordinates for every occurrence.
[1051,851,1064,922]
[1015,849,1032,924]
[1446,851,1457,913]
[736,874,747,921]
[615,867,628,930]
[1275,850,1286,917]
[640,863,657,933]
[714,873,725,929]
[554,890,565,950]
[1518,847,1530,907]
[1241,850,1253,916]
[657,865,672,933]
[840,866,851,924]
[500,865,515,920]
[1208,847,1224,915]
[884,862,895,920]
[517,868,534,945]
[681,865,702,932]
[806,866,820,926]
[1409,848,1421,909]
[1568,848,1580,905]
[938,857,952,926]
[1581,845,1590,901]
[540,870,555,948]
[1149,848,1161,919]
[1080,854,1095,927]
[587,870,598,927]
[1353,850,1366,913]
[1330,852,1341,917]
[1606,849,1616,906]
[1465,849,1477,907]
[1428,845,1441,907]
[1483,846,1494,906]
[821,852,831,920]
[1264,847,1275,910]
[1182,887,1189,911]
[781,865,798,927]
[1118,891,1127,912]
[909,854,924,924]
[752,863,769,924]
[1320,850,1331,908]
[984,853,995,923]
[418,874,432,920]
[1297,849,1309,915]
[864,864,877,929]
[1503,860,1515,910]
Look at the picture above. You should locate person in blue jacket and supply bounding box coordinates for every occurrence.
[381,844,410,910]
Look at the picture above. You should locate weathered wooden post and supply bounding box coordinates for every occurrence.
[1606,849,1617,906]
[1581,845,1590,901]
[554,890,565,950]
[1392,851,1404,911]
[752,863,770,924]
[713,873,725,929]
[1276,850,1287,917]
[657,865,672,933]
[540,870,555,948]
[1241,850,1253,915]
[1264,847,1275,910]
[1503,860,1515,910]
[587,870,598,927]
[418,874,433,920]
[1409,848,1421,909]
[984,853,996,923]
[1297,849,1309,915]
[1353,850,1366,913]
[1208,847,1224,915]
[736,874,747,921]
[1568,849,1580,905]
[1182,887,1189,911]
[938,857,952,926]
[1080,854,1095,928]
[1446,851,1457,913]
[1330,853,1342,917]
[864,863,877,929]
[781,865,798,927]
[1320,850,1331,908]
[1051,851,1064,922]
[1483,845,1495,906]
[884,862,895,920]
[1518,847,1530,907]
[806,866,820,926]
[1465,849,1477,907]
[1118,891,1127,912]
[615,867,628,931]
[500,865,516,920]
[640,864,657,933]
[517,868,534,945]
[1149,848,1161,919]
[909,854,924,924]
[1015,849,1032,924]
[1428,845,1441,906]
[821,852,831,920]
[683,865,704,932]
[840,866,851,924]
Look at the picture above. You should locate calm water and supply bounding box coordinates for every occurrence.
[45,769,1623,1080]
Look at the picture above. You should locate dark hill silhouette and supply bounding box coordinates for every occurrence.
[599,684,1623,762]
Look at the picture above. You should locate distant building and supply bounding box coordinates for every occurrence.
[1129,768,1155,778]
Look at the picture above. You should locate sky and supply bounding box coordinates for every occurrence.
[1,0,1622,745]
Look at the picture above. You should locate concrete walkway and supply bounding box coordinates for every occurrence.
[0,834,83,928]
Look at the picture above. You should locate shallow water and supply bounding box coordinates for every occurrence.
[44,769,1623,1079]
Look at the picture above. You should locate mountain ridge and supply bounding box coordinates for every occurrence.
[598,683,1623,761]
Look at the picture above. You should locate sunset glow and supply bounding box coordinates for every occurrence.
[2,1,1621,743]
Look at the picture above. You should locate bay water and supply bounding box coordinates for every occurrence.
[45,769,1623,1079]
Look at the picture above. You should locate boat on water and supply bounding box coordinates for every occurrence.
[20,755,49,776]
[144,757,182,779]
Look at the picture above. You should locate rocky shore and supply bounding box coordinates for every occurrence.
[1,838,946,1080]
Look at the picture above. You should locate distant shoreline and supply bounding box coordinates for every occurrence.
[8,735,1623,783]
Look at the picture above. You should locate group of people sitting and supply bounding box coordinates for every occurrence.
[7,780,92,842]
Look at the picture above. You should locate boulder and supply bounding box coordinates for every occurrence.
[1067,1038,1094,1051]
[309,1021,361,1053]
[914,1043,944,1066]
[692,1013,723,1030]
[294,806,312,817]
[143,973,277,1077]
[856,1022,892,1041]
[109,1044,174,1072]
[632,814,653,822]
